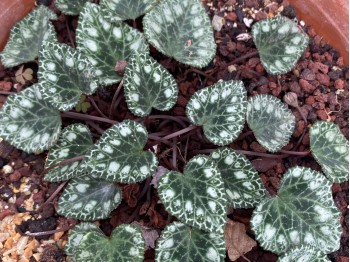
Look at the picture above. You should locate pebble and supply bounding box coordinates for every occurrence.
[316,109,329,120]
[2,165,13,175]
[316,73,330,86]
[334,79,345,89]
[299,79,316,93]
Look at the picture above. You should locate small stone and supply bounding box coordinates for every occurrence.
[2,165,13,174]
[305,96,315,106]
[334,79,344,89]
[212,15,225,31]
[289,81,301,93]
[316,109,329,120]
[9,170,21,182]
[255,11,267,20]
[316,73,330,86]
[225,12,237,22]
[300,68,316,81]
[299,79,316,93]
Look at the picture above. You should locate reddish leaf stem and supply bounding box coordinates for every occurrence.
[109,79,124,118]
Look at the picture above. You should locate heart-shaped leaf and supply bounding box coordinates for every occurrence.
[209,147,266,208]
[124,52,178,116]
[44,124,93,182]
[155,222,226,262]
[75,224,144,262]
[0,84,61,153]
[58,175,122,221]
[278,245,330,262]
[0,5,57,67]
[251,166,342,254]
[55,0,89,15]
[158,155,227,233]
[84,120,158,183]
[310,121,349,183]
[143,0,216,68]
[76,3,149,85]
[15,66,33,84]
[38,40,98,111]
[100,0,158,21]
[65,223,102,257]
[246,94,295,152]
[252,16,309,75]
[186,80,247,146]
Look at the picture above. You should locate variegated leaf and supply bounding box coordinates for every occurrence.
[38,40,98,111]
[186,80,247,146]
[278,245,330,262]
[143,0,216,67]
[83,120,158,183]
[65,223,102,257]
[158,155,227,234]
[310,121,349,183]
[44,124,93,182]
[75,224,144,262]
[58,175,122,221]
[100,0,158,21]
[0,84,61,153]
[251,166,342,255]
[124,52,178,116]
[0,5,57,67]
[209,147,266,208]
[252,16,309,75]
[76,3,149,85]
[55,0,89,15]
[155,222,226,262]
[246,94,295,152]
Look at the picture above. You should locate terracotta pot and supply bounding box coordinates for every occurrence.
[0,0,36,51]
[0,0,348,65]
[288,0,349,65]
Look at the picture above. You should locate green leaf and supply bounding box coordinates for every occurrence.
[58,175,122,221]
[143,0,216,68]
[124,52,178,116]
[55,0,89,15]
[278,245,330,262]
[246,94,295,152]
[76,3,149,85]
[209,147,266,208]
[186,80,247,146]
[0,84,61,153]
[158,155,227,233]
[65,223,103,257]
[84,120,158,183]
[44,124,93,182]
[251,166,342,255]
[0,5,57,67]
[100,0,158,21]
[155,222,226,262]
[38,40,98,111]
[310,121,349,183]
[75,224,144,262]
[252,16,309,75]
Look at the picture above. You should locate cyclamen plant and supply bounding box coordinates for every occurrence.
[0,0,348,261]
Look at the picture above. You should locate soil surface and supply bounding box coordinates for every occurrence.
[0,0,348,261]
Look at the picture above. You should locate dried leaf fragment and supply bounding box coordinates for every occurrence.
[225,219,256,261]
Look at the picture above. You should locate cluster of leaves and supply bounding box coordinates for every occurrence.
[0,0,348,261]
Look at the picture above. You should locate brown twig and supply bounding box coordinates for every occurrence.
[61,111,117,125]
[109,79,124,118]
[25,224,74,237]
[37,181,68,212]
[0,91,16,95]
[87,96,108,118]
